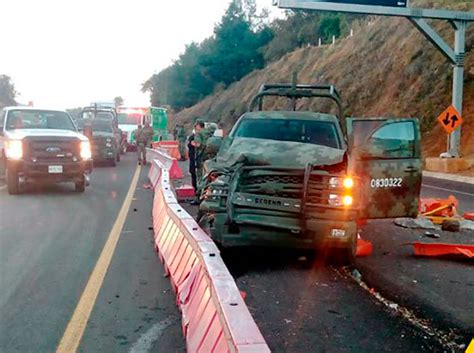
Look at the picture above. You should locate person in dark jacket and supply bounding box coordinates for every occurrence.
[188,133,197,193]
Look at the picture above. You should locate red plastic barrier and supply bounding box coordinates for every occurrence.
[413,242,474,258]
[150,160,270,353]
[464,212,474,221]
[176,184,196,200]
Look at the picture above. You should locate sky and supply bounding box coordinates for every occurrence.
[0,0,284,109]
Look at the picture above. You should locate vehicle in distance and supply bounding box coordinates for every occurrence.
[198,83,422,263]
[84,118,121,166]
[0,107,93,194]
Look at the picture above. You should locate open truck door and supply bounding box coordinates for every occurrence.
[347,118,422,219]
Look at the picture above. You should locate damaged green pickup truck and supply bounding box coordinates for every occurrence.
[198,83,422,263]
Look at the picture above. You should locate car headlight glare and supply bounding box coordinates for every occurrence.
[343,195,353,206]
[343,177,354,189]
[106,142,112,148]
[328,194,353,207]
[6,140,23,160]
[330,176,354,189]
[80,141,92,159]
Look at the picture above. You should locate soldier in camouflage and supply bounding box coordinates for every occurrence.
[135,121,154,165]
[176,124,187,161]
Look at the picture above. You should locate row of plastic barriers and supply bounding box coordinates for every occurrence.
[147,154,270,353]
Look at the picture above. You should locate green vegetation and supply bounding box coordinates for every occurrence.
[143,0,357,111]
[0,75,17,109]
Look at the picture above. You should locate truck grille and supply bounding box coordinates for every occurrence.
[25,137,80,163]
[239,169,337,207]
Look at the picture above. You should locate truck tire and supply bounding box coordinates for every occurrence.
[0,154,6,179]
[331,233,357,266]
[75,176,86,192]
[110,158,117,167]
[116,152,120,163]
[7,167,20,195]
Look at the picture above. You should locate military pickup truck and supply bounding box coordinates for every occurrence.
[80,108,122,166]
[197,83,421,263]
[0,107,93,194]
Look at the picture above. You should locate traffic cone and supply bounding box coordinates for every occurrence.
[169,159,184,179]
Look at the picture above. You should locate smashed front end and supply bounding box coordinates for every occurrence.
[198,139,358,250]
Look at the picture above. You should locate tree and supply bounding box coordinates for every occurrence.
[0,75,17,109]
[114,96,124,108]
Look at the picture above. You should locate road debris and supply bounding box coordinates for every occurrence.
[413,242,474,259]
[424,231,440,239]
[340,268,465,352]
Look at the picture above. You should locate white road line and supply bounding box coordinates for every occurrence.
[129,318,176,353]
[422,184,474,197]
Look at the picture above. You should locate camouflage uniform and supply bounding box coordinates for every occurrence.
[194,127,212,190]
[136,125,154,164]
[177,125,187,161]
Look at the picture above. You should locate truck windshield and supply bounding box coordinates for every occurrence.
[6,110,76,131]
[118,113,141,125]
[82,111,114,120]
[91,120,113,132]
[233,118,341,149]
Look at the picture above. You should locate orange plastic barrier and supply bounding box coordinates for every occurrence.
[152,141,181,159]
[418,196,458,217]
[413,242,474,258]
[149,160,270,353]
[147,148,184,180]
[356,236,373,257]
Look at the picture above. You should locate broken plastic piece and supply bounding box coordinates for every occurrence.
[413,242,474,258]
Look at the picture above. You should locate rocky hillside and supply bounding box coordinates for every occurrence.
[174,1,474,160]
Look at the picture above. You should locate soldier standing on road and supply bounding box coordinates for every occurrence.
[177,124,187,161]
[135,122,154,165]
[190,120,211,204]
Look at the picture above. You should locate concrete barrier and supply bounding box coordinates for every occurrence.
[149,159,270,353]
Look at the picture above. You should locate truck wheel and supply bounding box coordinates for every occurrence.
[116,152,120,163]
[110,158,117,167]
[7,168,20,195]
[75,176,86,192]
[331,234,357,266]
[0,154,6,179]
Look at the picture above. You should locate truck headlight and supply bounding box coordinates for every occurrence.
[6,140,23,160]
[343,195,353,206]
[106,142,112,148]
[329,176,354,189]
[329,194,353,207]
[106,138,112,143]
[80,141,92,160]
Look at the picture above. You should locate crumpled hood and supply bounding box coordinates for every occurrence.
[6,128,87,141]
[216,137,345,168]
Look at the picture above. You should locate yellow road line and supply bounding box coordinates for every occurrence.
[56,165,141,353]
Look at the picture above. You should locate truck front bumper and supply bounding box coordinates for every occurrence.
[7,159,93,183]
[208,212,357,249]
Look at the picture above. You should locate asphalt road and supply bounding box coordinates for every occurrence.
[1,161,471,353]
[0,154,185,353]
